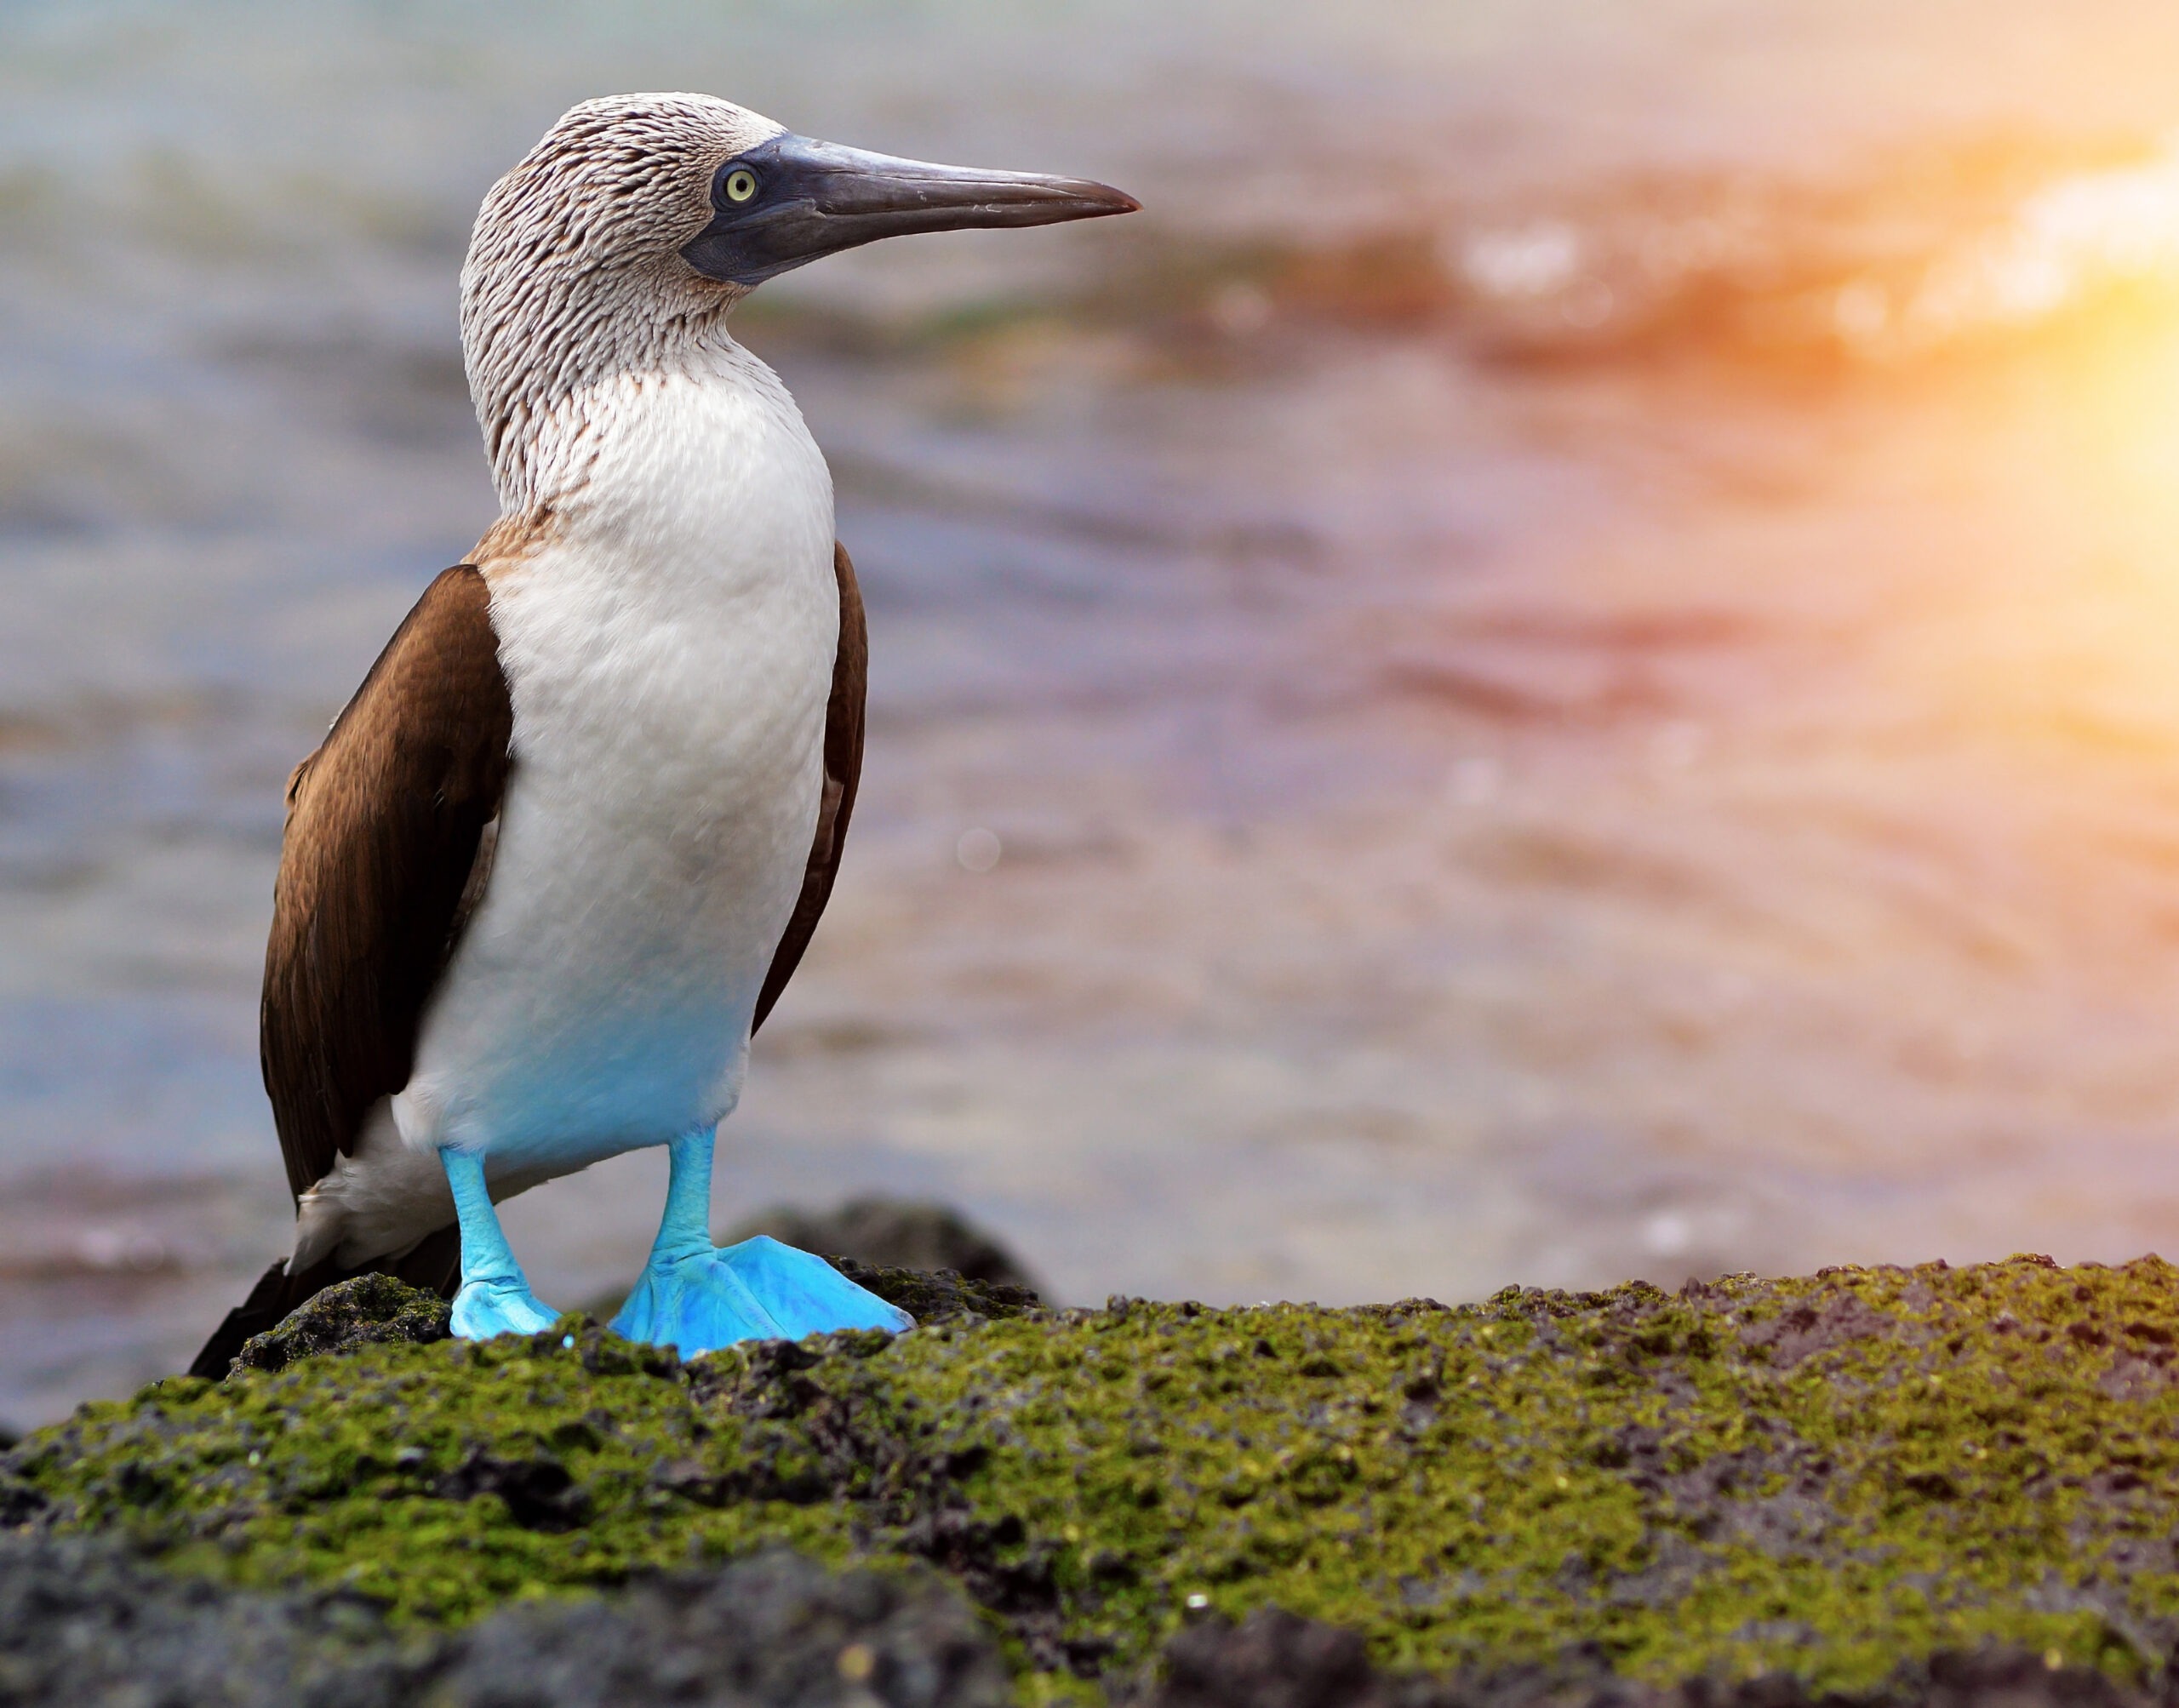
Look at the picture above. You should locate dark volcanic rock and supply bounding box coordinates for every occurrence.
[685,1325,1084,1675]
[443,1546,1008,1708]
[729,1197,1038,1292]
[0,1533,2147,1708]
[231,1272,452,1374]
[828,1256,1040,1325]
[433,1448,592,1532]
[0,1533,1004,1708]
[1151,1608,1380,1708]
[0,1528,432,1708]
[1146,1608,2161,1708]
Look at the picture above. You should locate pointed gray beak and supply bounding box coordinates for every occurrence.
[681,133,1139,287]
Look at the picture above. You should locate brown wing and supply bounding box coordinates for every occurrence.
[260,564,514,1201]
[752,541,866,1033]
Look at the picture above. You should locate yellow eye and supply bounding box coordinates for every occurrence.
[723,167,758,204]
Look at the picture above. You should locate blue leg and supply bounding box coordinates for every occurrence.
[443,1147,559,1340]
[611,1129,913,1356]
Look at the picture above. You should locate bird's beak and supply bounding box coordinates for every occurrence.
[682,133,1140,288]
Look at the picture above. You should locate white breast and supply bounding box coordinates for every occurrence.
[400,340,838,1174]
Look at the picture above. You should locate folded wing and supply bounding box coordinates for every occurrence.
[260,564,517,1201]
[752,541,867,1031]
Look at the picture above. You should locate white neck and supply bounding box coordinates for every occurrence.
[487,335,834,594]
[482,317,753,518]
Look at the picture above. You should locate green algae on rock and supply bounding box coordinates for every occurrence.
[232,1272,454,1375]
[12,1256,2179,1699]
[0,1529,1005,1708]
[826,1256,1043,1328]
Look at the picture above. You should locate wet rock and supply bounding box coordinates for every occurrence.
[231,1272,451,1374]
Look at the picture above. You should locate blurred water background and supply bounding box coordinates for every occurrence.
[11,0,2179,1425]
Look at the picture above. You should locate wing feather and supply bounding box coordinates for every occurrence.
[752,541,866,1032]
[259,565,513,1200]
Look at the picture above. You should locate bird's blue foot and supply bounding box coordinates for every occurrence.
[450,1272,561,1340]
[609,1128,912,1357]
[611,1232,912,1355]
[441,1145,560,1342]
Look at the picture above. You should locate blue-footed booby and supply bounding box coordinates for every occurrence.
[190,94,1135,1374]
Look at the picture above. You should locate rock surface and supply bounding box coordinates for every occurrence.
[1142,1608,2158,1708]
[0,1528,432,1708]
[440,1546,1008,1708]
[220,1259,1038,1380]
[827,1255,1042,1327]
[11,1255,2179,1705]
[0,1533,1005,1708]
[232,1271,454,1374]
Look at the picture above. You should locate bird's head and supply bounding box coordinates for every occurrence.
[461,92,1136,498]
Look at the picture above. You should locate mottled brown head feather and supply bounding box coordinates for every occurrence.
[460,93,783,507]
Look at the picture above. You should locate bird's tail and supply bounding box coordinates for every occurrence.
[186,1226,461,1380]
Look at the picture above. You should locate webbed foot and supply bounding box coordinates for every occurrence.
[612,1234,912,1356]
[440,1145,560,1342]
[450,1273,561,1340]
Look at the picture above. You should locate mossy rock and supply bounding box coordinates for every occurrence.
[11,1255,2179,1703]
[224,1260,1036,1381]
[0,1530,1005,1708]
[232,1273,455,1375]
[827,1255,1042,1326]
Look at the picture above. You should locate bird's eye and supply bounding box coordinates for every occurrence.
[723,166,758,205]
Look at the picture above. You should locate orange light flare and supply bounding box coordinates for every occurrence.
[1835,142,2179,771]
